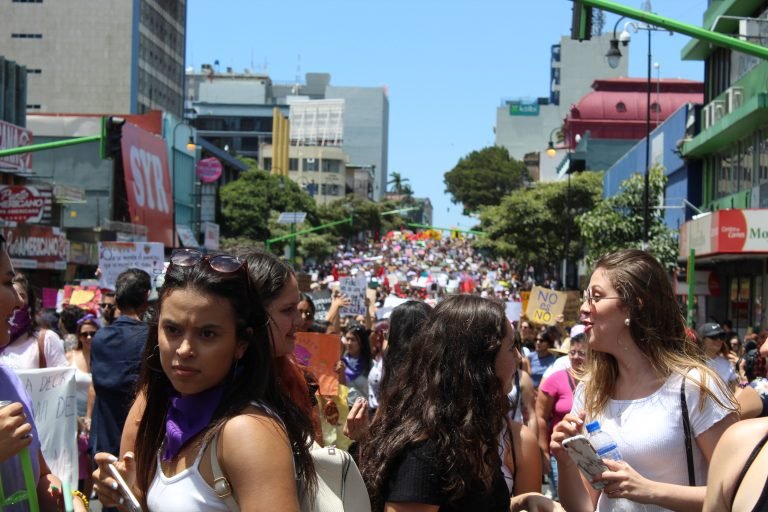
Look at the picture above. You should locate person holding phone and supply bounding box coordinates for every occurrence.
[550,249,738,512]
[92,249,316,511]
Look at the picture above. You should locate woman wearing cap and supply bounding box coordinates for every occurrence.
[536,333,587,501]
[698,322,739,390]
[550,249,738,512]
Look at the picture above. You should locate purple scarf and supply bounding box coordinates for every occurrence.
[163,383,226,461]
[8,305,32,344]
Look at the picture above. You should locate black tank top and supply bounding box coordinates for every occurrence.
[731,430,768,511]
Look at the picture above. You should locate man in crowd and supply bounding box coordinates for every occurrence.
[99,290,118,326]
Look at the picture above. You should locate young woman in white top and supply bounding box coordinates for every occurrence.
[550,249,738,512]
[92,249,316,511]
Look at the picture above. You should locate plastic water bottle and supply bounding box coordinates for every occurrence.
[586,420,622,461]
[586,421,642,511]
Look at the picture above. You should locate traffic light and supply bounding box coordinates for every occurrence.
[571,1,593,41]
[100,116,126,159]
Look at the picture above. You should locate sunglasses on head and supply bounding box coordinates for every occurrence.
[169,248,246,274]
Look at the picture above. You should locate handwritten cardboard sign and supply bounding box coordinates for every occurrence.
[525,286,567,326]
[16,367,78,489]
[339,274,367,317]
[294,332,342,396]
[98,241,165,290]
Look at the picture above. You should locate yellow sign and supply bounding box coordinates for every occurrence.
[525,286,567,326]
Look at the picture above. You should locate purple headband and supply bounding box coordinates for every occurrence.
[76,314,97,326]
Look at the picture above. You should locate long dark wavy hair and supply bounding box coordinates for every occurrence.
[133,257,315,508]
[378,300,431,399]
[360,295,509,511]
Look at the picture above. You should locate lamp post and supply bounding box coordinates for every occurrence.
[546,127,573,289]
[170,120,197,248]
[606,8,668,246]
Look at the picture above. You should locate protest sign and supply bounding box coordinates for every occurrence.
[98,241,165,290]
[525,286,567,326]
[17,367,77,489]
[339,274,367,316]
[308,289,332,320]
[561,291,583,324]
[505,301,522,324]
[294,332,342,396]
[62,285,102,312]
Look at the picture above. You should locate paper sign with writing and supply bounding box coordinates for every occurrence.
[294,333,342,396]
[16,367,78,489]
[98,241,165,290]
[339,274,367,317]
[525,286,567,326]
[505,301,522,324]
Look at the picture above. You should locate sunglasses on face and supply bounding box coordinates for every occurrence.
[80,331,97,339]
[99,303,115,310]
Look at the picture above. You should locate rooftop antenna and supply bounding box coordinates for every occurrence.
[250,49,254,71]
[293,54,302,94]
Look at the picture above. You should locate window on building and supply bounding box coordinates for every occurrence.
[11,33,43,39]
[26,104,41,110]
[12,0,43,3]
[26,69,42,74]
[717,147,736,198]
[289,158,299,171]
[759,130,768,186]
[264,158,272,171]
[321,184,341,196]
[304,158,318,172]
[616,102,627,113]
[739,137,754,191]
[241,137,259,151]
[322,160,341,173]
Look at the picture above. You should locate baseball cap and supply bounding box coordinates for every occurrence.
[698,322,725,339]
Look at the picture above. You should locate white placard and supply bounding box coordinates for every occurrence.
[98,241,165,290]
[16,367,78,489]
[505,301,522,324]
[339,274,368,317]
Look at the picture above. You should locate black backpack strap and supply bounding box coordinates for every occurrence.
[680,377,696,486]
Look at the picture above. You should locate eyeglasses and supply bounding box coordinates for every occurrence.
[80,331,97,339]
[583,289,621,307]
[170,248,246,273]
[99,303,116,310]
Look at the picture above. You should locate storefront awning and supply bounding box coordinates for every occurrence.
[679,209,768,261]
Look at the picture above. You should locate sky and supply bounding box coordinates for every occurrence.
[186,1,708,229]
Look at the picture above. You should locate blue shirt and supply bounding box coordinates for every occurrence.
[89,316,148,457]
[0,364,41,512]
[528,352,556,388]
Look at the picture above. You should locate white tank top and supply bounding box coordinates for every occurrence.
[73,365,91,418]
[146,441,229,512]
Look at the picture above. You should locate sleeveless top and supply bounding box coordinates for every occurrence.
[731,431,768,512]
[499,421,516,495]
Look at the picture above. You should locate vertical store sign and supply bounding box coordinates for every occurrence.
[120,122,173,246]
[0,120,33,174]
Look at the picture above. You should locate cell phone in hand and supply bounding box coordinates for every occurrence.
[562,435,609,490]
[107,463,142,512]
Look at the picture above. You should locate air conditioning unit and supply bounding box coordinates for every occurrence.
[712,100,726,123]
[306,158,315,163]
[726,86,744,113]
[739,19,761,42]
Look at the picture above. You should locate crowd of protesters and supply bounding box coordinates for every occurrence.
[0,231,766,511]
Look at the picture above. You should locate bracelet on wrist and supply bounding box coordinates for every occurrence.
[72,489,89,509]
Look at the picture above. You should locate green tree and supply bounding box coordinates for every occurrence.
[387,172,410,195]
[444,146,528,214]
[576,166,678,271]
[317,196,383,241]
[219,160,318,241]
[476,171,603,274]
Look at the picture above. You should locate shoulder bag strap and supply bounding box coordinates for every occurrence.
[36,329,47,369]
[680,377,696,486]
[210,428,241,512]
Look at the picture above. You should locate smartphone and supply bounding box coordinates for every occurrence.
[107,463,142,512]
[562,435,608,490]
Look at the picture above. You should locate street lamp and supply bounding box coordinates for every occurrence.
[606,10,669,246]
[546,127,573,290]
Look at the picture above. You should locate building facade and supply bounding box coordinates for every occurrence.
[1,0,186,116]
[678,0,768,333]
[186,70,389,200]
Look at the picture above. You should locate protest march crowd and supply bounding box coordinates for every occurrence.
[0,230,767,511]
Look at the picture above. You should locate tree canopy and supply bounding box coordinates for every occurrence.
[577,166,678,271]
[444,146,528,215]
[477,171,603,275]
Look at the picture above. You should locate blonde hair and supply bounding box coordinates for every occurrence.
[581,249,738,419]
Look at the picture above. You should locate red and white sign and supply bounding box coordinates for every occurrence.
[675,270,721,296]
[0,225,69,270]
[121,122,173,246]
[0,120,33,174]
[0,185,52,223]
[680,209,768,257]
[203,222,219,250]
[195,157,223,183]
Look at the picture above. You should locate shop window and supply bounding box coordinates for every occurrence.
[739,137,754,191]
[759,130,768,185]
[730,277,751,333]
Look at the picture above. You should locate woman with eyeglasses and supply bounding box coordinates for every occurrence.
[92,249,316,511]
[550,249,738,512]
[66,314,99,493]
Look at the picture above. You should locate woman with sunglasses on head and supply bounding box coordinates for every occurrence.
[360,295,560,512]
[550,249,738,512]
[92,249,316,511]
[66,314,99,493]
